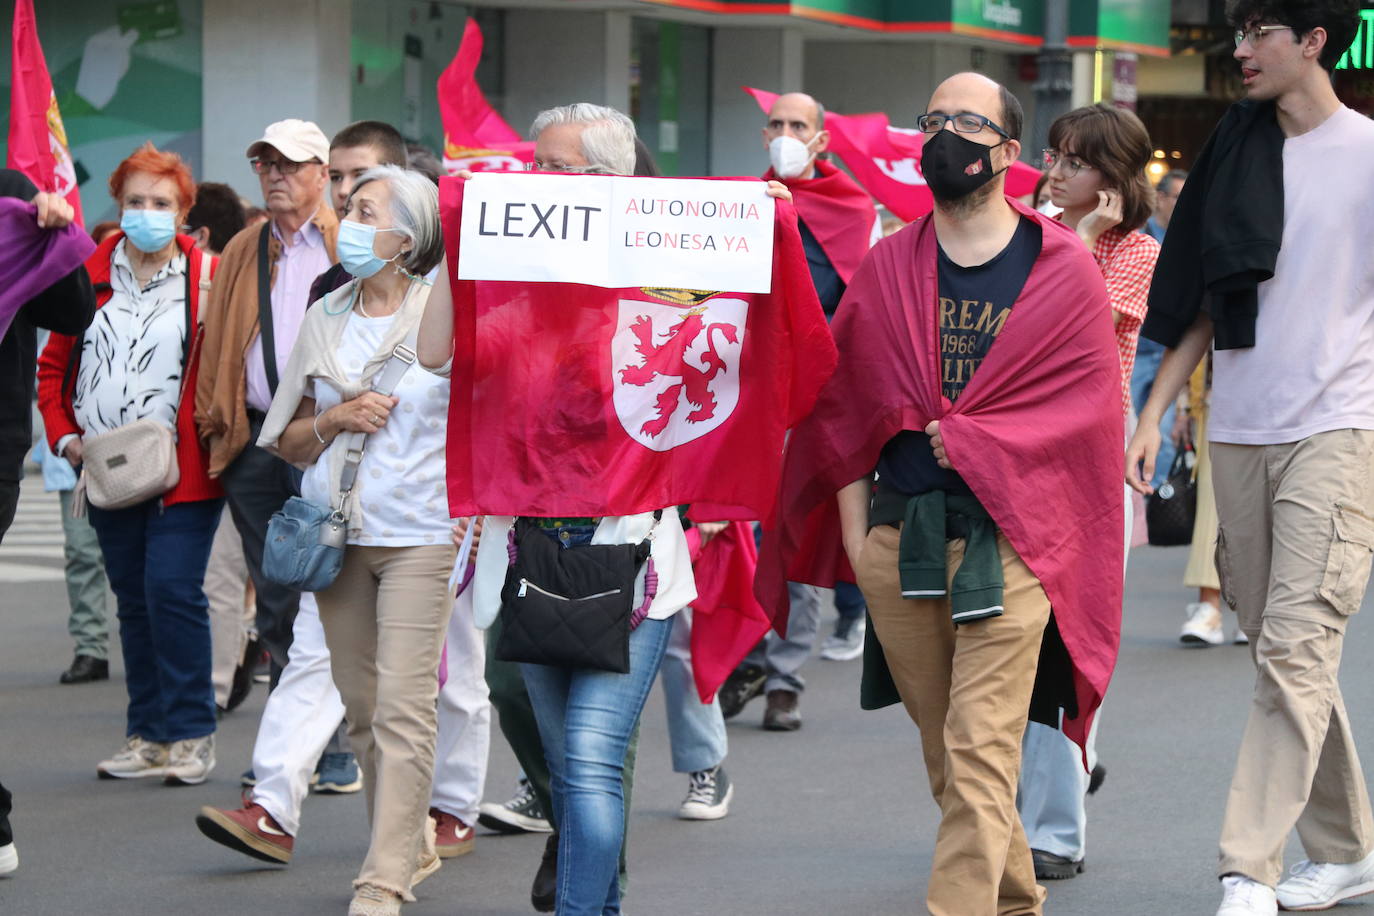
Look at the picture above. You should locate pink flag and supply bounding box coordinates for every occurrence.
[437,19,534,174]
[745,87,1042,223]
[8,0,83,226]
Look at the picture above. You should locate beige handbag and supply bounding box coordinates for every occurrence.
[71,250,209,516]
[78,419,182,511]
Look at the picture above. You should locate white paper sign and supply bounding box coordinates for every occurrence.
[457,173,776,293]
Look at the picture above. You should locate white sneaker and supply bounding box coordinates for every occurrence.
[1182,602,1225,646]
[1217,875,1277,915]
[1276,849,1374,911]
[164,734,215,786]
[97,736,170,779]
[1234,629,1250,645]
[819,616,866,662]
[678,766,733,820]
[0,842,16,876]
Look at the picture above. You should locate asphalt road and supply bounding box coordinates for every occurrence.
[1,477,1368,916]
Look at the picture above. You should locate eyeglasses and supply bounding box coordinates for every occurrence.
[250,157,314,176]
[1042,149,1096,177]
[916,112,1011,140]
[522,162,606,174]
[1234,24,1293,47]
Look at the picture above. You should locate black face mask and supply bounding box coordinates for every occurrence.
[920,129,1009,202]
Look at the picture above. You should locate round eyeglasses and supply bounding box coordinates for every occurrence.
[1042,149,1095,177]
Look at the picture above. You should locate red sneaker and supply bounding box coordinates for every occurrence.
[195,802,294,864]
[430,807,475,859]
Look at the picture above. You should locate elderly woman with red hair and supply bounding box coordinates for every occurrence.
[38,142,224,785]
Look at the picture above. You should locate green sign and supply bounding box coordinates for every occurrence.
[948,0,1043,42]
[1068,0,1170,56]
[635,0,1043,43]
[1336,8,1374,70]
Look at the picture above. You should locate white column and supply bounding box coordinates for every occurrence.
[201,0,351,187]
[604,12,632,115]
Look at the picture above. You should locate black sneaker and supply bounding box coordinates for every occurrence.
[477,779,553,834]
[718,664,767,720]
[677,766,733,820]
[531,832,557,912]
[1032,849,1084,880]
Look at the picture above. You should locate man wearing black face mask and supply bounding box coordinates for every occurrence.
[760,72,1124,915]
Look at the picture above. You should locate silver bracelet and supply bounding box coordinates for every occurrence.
[312,413,327,445]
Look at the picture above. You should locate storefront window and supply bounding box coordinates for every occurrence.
[631,19,711,176]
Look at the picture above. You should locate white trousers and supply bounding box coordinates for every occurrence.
[252,588,491,835]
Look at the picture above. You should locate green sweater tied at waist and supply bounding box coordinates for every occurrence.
[860,488,1003,711]
[899,490,1003,624]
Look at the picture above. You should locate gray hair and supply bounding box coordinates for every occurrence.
[348,165,444,276]
[1157,168,1189,195]
[529,103,637,176]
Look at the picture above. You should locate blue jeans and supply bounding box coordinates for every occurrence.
[1130,337,1177,489]
[834,581,866,621]
[522,617,673,916]
[87,497,222,742]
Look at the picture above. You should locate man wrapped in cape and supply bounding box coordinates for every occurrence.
[757,74,1124,916]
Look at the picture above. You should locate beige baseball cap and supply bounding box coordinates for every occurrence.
[245,119,330,164]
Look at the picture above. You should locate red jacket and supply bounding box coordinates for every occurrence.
[37,232,223,507]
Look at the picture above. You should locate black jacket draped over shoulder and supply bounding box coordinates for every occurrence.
[1142,99,1285,351]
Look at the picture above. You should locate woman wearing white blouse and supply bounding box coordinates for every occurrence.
[257,166,454,916]
[37,143,223,787]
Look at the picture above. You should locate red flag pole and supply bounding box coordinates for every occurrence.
[8,0,83,226]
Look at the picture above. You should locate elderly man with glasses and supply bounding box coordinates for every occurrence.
[196,119,339,687]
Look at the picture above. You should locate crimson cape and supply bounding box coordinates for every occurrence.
[764,160,875,286]
[757,198,1123,755]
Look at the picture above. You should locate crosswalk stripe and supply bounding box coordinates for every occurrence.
[2,479,71,580]
[0,561,65,583]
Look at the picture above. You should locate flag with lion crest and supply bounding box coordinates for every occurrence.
[438,175,836,523]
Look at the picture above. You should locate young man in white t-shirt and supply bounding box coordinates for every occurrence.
[1127,2,1374,914]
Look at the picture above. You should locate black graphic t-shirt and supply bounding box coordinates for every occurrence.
[872,216,1042,523]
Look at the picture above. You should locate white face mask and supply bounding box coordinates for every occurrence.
[769,134,818,180]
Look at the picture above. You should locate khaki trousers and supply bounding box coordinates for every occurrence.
[1213,429,1374,886]
[858,524,1050,916]
[204,509,253,707]
[317,543,457,899]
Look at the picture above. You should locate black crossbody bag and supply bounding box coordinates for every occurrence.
[495,513,660,674]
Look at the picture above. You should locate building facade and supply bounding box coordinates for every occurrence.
[4,0,1177,222]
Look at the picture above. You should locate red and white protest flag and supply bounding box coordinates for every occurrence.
[438,174,837,522]
[437,18,534,174]
[8,0,83,225]
[745,86,1042,222]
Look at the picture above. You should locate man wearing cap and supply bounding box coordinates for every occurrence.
[196,119,339,680]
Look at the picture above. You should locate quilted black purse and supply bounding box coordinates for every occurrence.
[495,515,659,674]
[1146,447,1197,547]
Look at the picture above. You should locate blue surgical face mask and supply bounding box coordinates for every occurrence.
[120,208,176,254]
[337,219,406,279]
